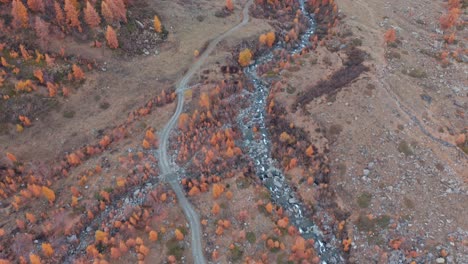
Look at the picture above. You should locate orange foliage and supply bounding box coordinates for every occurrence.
[212,183,224,199]
[226,0,234,11]
[53,3,64,26]
[40,187,55,204]
[259,34,267,45]
[238,48,252,67]
[199,93,210,109]
[72,64,85,80]
[211,203,220,214]
[64,0,82,32]
[29,254,41,264]
[266,31,275,47]
[142,139,151,149]
[188,186,200,196]
[27,0,45,13]
[384,28,396,44]
[95,230,107,242]
[33,69,44,84]
[265,202,273,213]
[154,16,162,33]
[439,8,460,30]
[67,153,81,165]
[305,145,314,157]
[390,238,403,250]
[110,247,120,259]
[174,229,184,240]
[12,0,29,29]
[149,230,158,241]
[6,152,17,163]
[84,1,101,29]
[277,217,289,228]
[25,212,36,223]
[106,26,119,49]
[41,243,54,257]
[342,237,352,252]
[101,1,114,24]
[178,113,189,131]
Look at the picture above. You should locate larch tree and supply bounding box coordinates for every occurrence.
[34,16,49,43]
[12,0,29,29]
[114,0,127,23]
[64,0,82,32]
[106,0,127,23]
[84,2,101,29]
[72,64,85,80]
[101,1,114,24]
[105,26,119,49]
[54,2,65,26]
[259,34,267,45]
[238,48,252,67]
[266,31,275,47]
[226,0,234,11]
[27,0,45,13]
[384,28,396,44]
[154,15,162,33]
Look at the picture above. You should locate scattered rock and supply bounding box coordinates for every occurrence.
[363,169,370,176]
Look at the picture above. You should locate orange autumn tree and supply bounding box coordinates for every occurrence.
[259,34,267,45]
[384,28,396,44]
[42,243,54,257]
[42,186,55,204]
[226,0,234,11]
[54,2,65,26]
[72,64,85,80]
[238,48,252,67]
[101,1,114,24]
[106,26,119,49]
[84,1,101,29]
[12,0,29,29]
[64,0,82,32]
[174,229,184,240]
[27,0,45,13]
[266,31,275,47]
[212,183,224,199]
[154,15,162,33]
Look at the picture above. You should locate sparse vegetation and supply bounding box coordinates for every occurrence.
[357,192,372,208]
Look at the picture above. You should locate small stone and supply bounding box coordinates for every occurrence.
[363,169,370,176]
[368,162,374,169]
[436,258,445,264]
[135,20,144,29]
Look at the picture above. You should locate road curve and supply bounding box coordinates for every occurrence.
[157,1,254,263]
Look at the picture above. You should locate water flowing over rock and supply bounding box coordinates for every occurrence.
[237,1,344,263]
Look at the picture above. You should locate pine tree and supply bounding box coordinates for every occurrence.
[12,0,29,29]
[105,26,119,49]
[84,2,101,28]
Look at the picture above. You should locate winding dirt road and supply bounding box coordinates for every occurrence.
[157,1,253,263]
